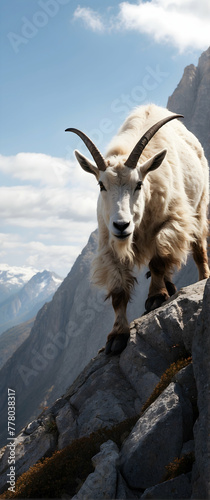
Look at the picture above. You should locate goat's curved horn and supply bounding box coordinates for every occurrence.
[65,128,106,172]
[124,114,184,169]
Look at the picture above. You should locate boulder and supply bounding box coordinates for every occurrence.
[24,419,41,435]
[72,440,119,500]
[133,281,205,361]
[66,354,141,437]
[141,473,192,499]
[120,382,192,489]
[116,472,142,499]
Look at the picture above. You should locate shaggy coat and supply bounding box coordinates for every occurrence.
[67,104,209,354]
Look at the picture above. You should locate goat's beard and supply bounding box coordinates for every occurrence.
[109,234,134,265]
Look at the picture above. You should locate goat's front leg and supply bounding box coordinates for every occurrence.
[145,255,176,313]
[105,288,130,355]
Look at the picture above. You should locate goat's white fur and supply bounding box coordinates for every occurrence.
[74,104,209,351]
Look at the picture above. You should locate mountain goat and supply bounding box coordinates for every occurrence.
[66,104,209,355]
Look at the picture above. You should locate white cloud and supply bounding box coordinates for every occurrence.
[0,152,98,277]
[116,0,210,51]
[73,1,209,52]
[0,233,83,277]
[0,152,97,188]
[0,185,97,225]
[73,6,104,32]
[25,241,82,276]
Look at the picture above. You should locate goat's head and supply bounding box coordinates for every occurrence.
[66,114,183,260]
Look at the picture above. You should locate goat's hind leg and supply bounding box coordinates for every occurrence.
[192,239,209,280]
[105,288,130,355]
[192,197,209,279]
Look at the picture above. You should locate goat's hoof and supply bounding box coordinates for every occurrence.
[105,333,129,355]
[145,293,168,313]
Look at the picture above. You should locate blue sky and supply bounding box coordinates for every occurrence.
[0,0,209,277]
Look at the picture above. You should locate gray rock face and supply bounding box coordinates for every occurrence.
[0,232,147,446]
[131,280,205,363]
[0,242,202,445]
[0,318,34,370]
[167,46,210,165]
[72,440,119,500]
[120,382,189,489]
[192,278,210,498]
[67,355,141,437]
[0,278,209,498]
[141,474,192,499]
[55,402,77,450]
[173,364,197,408]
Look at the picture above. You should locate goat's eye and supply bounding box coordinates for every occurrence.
[135,181,142,192]
[98,181,107,192]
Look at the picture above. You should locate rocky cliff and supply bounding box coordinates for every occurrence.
[0,318,34,370]
[0,230,199,447]
[0,279,209,499]
[167,46,210,165]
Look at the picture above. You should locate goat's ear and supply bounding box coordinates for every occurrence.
[140,149,167,177]
[75,150,99,177]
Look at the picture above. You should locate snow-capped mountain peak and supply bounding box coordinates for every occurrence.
[0,266,63,334]
[0,264,38,288]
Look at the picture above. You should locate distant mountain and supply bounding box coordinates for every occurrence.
[0,264,38,304]
[0,318,34,370]
[167,46,210,165]
[0,269,63,334]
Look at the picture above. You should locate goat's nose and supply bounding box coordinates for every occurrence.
[113,221,130,233]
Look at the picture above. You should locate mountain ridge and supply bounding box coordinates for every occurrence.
[0,264,38,305]
[0,318,34,370]
[167,46,210,164]
[0,269,63,335]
